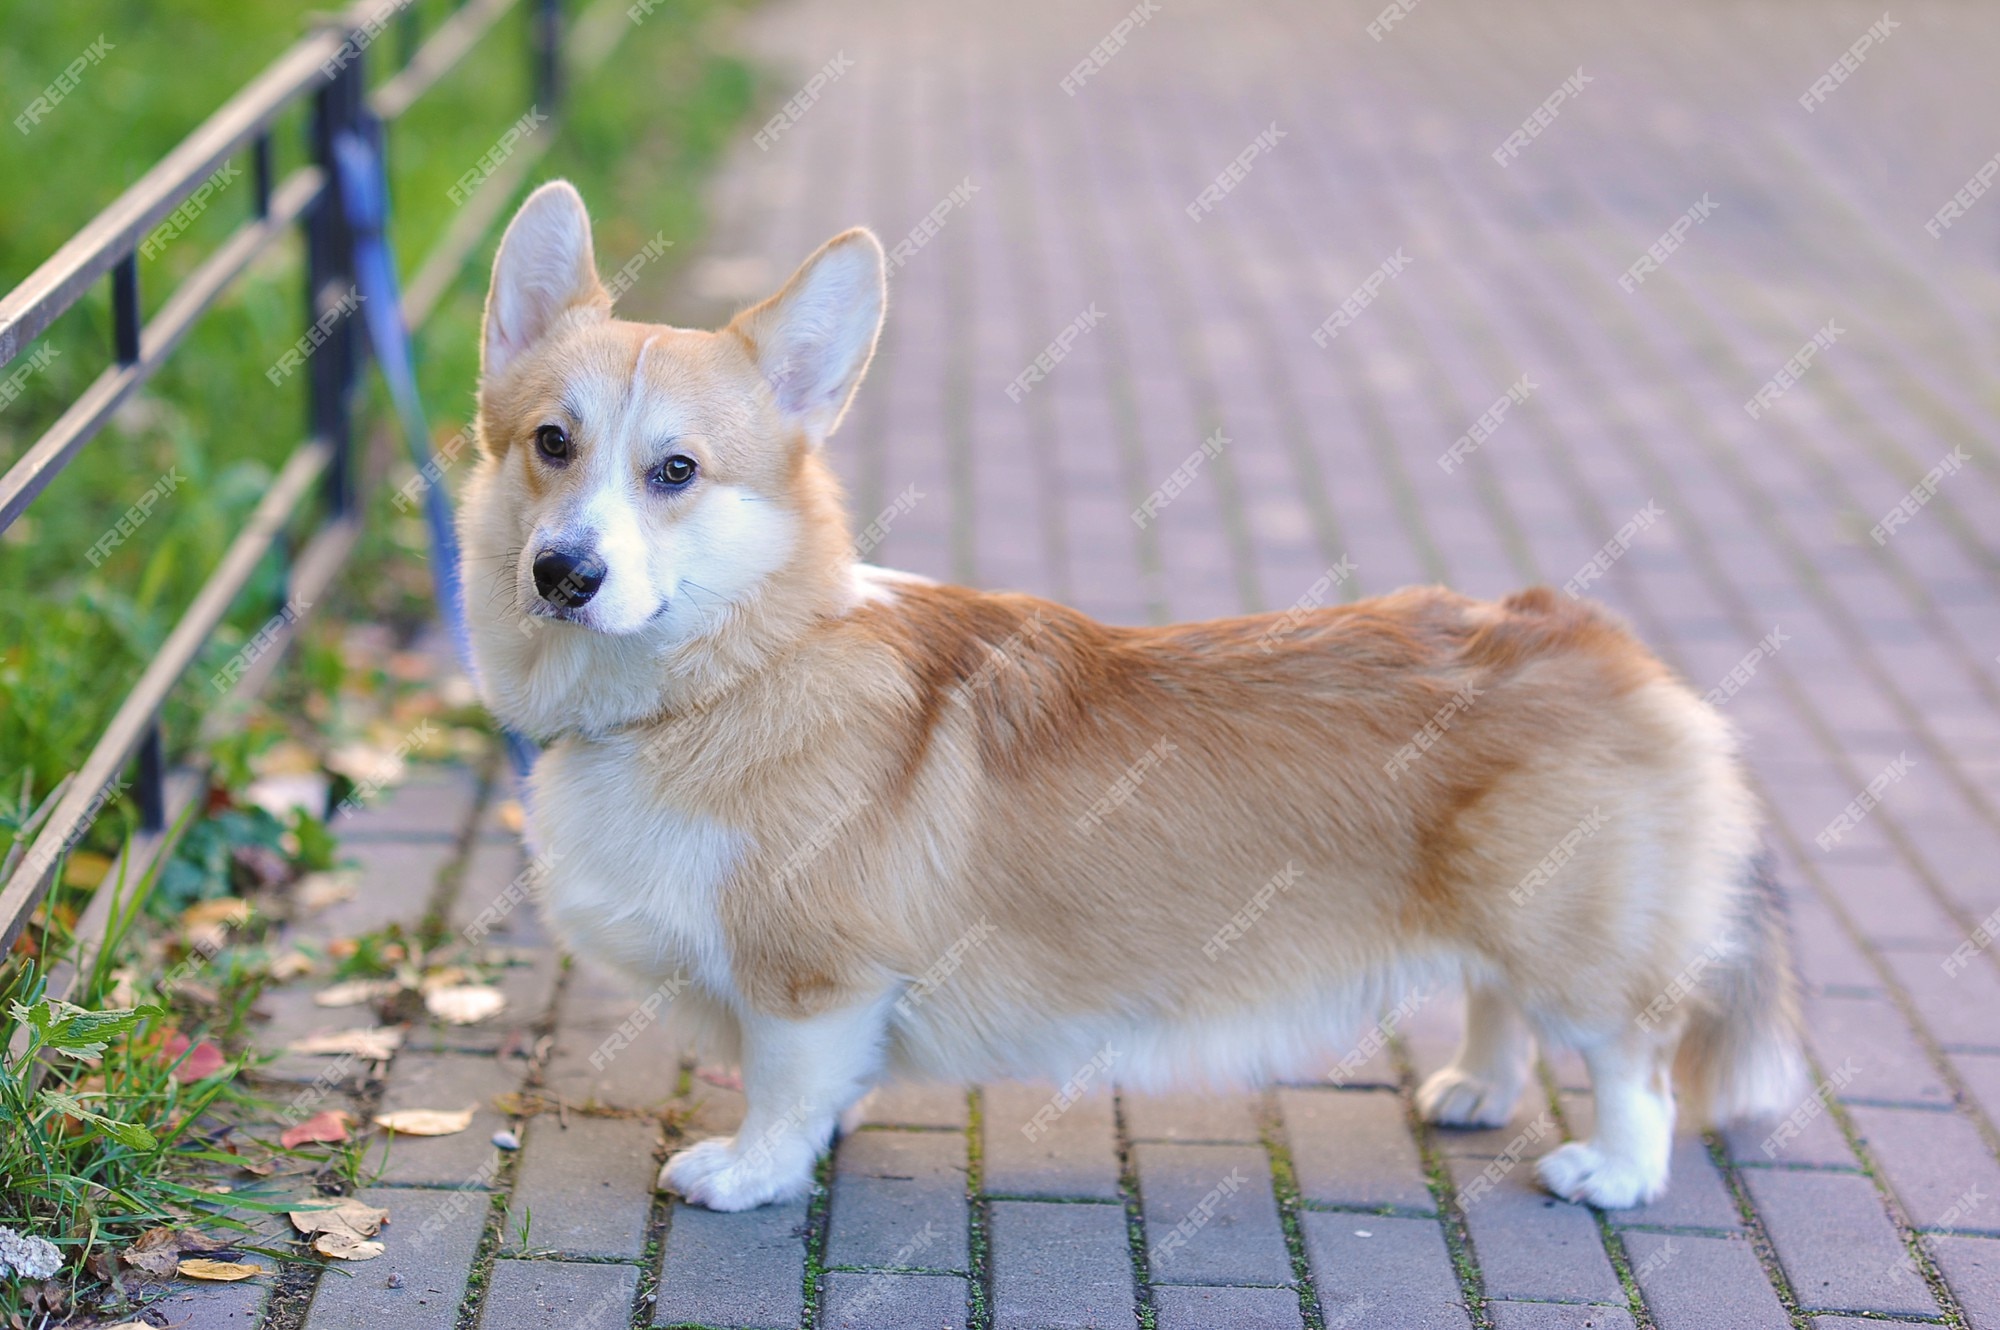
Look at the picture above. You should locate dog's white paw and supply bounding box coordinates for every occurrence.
[1534,1141,1665,1210]
[1416,1067,1522,1128]
[659,1137,813,1212]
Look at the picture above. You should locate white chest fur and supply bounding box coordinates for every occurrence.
[527,736,744,997]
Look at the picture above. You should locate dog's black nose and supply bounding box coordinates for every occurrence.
[533,548,606,608]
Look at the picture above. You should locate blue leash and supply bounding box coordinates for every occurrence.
[332,125,539,783]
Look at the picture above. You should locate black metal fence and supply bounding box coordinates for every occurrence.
[0,0,590,989]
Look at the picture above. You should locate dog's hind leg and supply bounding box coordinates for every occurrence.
[660,998,889,1211]
[1417,979,1536,1128]
[1535,1025,1675,1209]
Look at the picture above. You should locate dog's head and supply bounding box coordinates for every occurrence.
[460,182,884,734]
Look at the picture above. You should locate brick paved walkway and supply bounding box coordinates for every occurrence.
[200,1,2000,1327]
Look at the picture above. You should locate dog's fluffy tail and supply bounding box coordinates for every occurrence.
[1674,849,1810,1125]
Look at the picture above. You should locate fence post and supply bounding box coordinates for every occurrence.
[534,0,564,115]
[306,35,365,518]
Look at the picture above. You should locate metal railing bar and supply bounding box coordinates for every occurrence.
[111,257,141,364]
[47,770,203,1005]
[0,436,332,954]
[370,0,521,123]
[254,133,275,219]
[0,167,325,533]
[0,32,349,369]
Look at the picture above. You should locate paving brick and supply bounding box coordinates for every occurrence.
[479,1259,638,1330]
[1719,1088,1859,1169]
[859,1081,969,1128]
[506,1114,659,1258]
[1445,1156,1622,1303]
[1742,1168,1938,1316]
[981,1081,1121,1200]
[653,1198,808,1329]
[988,1200,1133,1330]
[1622,1232,1788,1330]
[1152,1284,1304,1330]
[1848,1104,2000,1231]
[1878,948,2000,1050]
[247,985,387,1090]
[1931,1235,2000,1329]
[303,1187,486,1330]
[827,1130,969,1271]
[820,1272,969,1330]
[1952,1052,2000,1135]
[314,840,457,940]
[1803,994,1953,1108]
[1277,1088,1434,1212]
[1299,1213,1472,1330]
[1135,1142,1291,1286]
[1122,1088,1263,1143]
[1809,1320,1938,1330]
[544,991,684,1113]
[336,767,480,841]
[1488,1305,1637,1330]
[370,1052,515,1187]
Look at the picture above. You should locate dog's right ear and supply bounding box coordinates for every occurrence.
[481,181,609,380]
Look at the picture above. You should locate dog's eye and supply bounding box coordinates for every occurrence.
[650,454,697,489]
[534,424,570,462]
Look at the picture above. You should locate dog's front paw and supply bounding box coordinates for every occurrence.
[659,1136,814,1212]
[1534,1140,1665,1210]
[1416,1067,1523,1128]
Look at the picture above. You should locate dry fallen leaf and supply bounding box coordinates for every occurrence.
[268,948,317,981]
[119,1227,182,1278]
[374,1106,475,1136]
[423,984,504,1025]
[289,1196,390,1240]
[279,1109,353,1150]
[296,871,359,912]
[286,1027,404,1059]
[158,1032,228,1083]
[416,967,472,993]
[311,1232,384,1261]
[180,898,254,930]
[177,1259,260,1282]
[312,979,399,1008]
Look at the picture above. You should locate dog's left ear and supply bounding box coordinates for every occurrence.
[728,228,886,445]
[482,180,610,380]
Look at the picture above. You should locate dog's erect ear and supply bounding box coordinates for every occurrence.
[482,181,609,379]
[727,228,886,445]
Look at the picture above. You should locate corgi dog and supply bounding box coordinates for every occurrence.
[459,181,1806,1213]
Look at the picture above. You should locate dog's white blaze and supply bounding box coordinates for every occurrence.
[574,485,656,634]
[531,736,743,995]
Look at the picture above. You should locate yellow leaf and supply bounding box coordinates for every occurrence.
[374,1106,475,1136]
[178,1259,260,1282]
